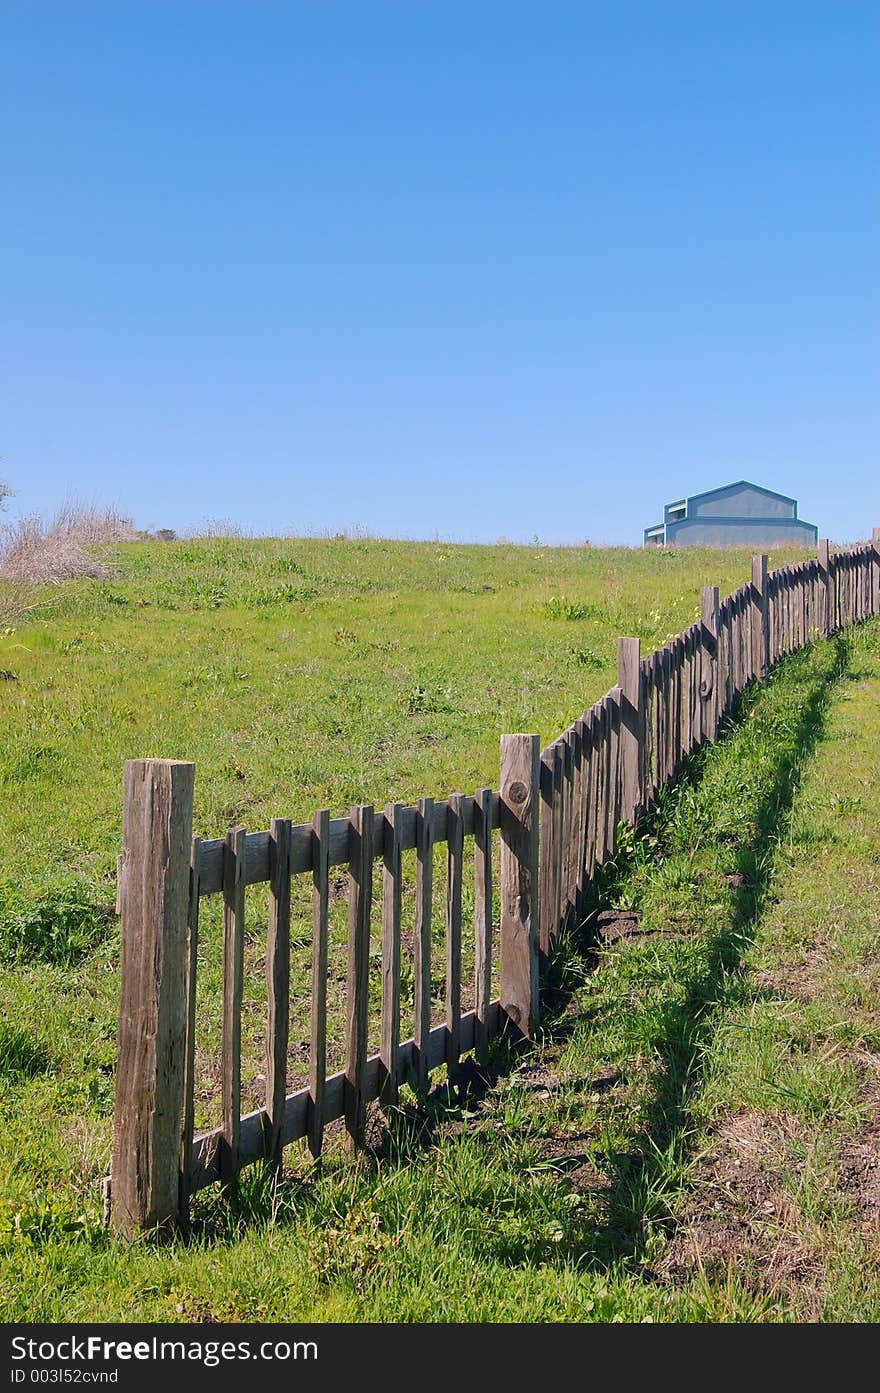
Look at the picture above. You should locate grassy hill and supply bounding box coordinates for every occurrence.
[0,537,802,1132]
[6,536,878,1321]
[0,535,810,892]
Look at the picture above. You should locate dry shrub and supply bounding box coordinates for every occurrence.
[186,517,253,540]
[0,577,37,629]
[51,501,136,546]
[0,502,135,587]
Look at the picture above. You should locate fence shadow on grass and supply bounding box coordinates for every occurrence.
[570,631,853,1273]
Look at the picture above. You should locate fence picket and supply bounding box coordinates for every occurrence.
[345,804,373,1150]
[585,709,600,884]
[575,716,589,915]
[551,741,564,933]
[221,824,246,1186]
[474,787,493,1065]
[414,796,434,1088]
[381,802,403,1108]
[607,690,621,856]
[445,793,465,1079]
[265,817,291,1167]
[308,809,330,1159]
[180,834,201,1223]
[538,750,554,954]
[571,721,584,915]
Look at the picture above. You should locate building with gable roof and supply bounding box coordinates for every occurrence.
[643,480,818,548]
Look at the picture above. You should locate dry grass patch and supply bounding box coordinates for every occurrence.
[657,1109,827,1310]
[0,503,134,586]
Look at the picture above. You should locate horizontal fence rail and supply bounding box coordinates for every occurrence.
[108,533,880,1234]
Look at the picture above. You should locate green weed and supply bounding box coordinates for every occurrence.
[0,878,111,967]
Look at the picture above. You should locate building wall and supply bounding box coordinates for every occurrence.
[665,517,817,548]
[689,484,795,520]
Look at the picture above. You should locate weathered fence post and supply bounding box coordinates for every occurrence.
[818,539,833,636]
[872,528,880,616]
[750,554,770,681]
[700,585,720,741]
[111,759,195,1237]
[500,733,540,1038]
[617,637,643,825]
[537,747,554,956]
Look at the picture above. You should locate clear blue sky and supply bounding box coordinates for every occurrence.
[2,1,877,545]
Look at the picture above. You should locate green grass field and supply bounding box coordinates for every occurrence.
[2,536,878,1321]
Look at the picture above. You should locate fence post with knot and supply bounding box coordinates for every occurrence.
[700,585,720,741]
[617,637,643,825]
[499,733,540,1039]
[818,539,834,636]
[751,554,770,679]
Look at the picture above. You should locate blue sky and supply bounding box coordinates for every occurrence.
[1,1,877,544]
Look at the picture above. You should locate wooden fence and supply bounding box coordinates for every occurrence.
[108,533,880,1234]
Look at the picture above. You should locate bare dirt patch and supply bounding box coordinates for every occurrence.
[583,908,689,947]
[506,1058,624,1192]
[837,1049,880,1230]
[753,931,833,1004]
[329,873,349,901]
[657,1110,824,1302]
[535,1131,609,1191]
[837,1138,880,1226]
